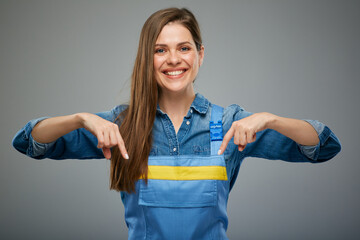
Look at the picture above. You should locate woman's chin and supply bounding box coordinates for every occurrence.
[159,84,194,96]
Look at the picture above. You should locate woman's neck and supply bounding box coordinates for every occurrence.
[158,90,195,133]
[159,90,195,117]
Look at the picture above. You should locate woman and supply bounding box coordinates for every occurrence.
[12,7,341,240]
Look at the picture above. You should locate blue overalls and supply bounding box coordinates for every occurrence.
[121,105,230,240]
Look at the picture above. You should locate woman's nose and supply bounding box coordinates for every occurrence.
[167,50,181,65]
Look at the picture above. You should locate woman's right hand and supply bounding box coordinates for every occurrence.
[78,113,129,160]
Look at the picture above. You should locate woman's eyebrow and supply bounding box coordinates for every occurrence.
[155,41,192,47]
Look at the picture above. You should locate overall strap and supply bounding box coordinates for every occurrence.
[210,104,224,155]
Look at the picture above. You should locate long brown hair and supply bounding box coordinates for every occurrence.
[110,8,203,193]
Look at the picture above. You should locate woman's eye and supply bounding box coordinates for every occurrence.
[180,47,190,51]
[155,48,165,53]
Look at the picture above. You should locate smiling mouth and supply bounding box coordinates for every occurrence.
[163,69,187,76]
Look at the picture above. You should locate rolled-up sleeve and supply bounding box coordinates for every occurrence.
[12,105,126,160]
[298,119,341,162]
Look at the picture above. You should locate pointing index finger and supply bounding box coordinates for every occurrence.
[218,127,234,155]
[115,129,129,160]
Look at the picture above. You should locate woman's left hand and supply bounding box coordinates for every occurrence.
[218,112,275,154]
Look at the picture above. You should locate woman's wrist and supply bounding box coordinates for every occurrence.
[263,112,279,130]
[73,113,87,129]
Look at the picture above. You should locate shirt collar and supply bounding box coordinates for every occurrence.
[156,93,209,116]
[190,93,209,115]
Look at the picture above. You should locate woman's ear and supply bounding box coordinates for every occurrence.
[199,45,205,67]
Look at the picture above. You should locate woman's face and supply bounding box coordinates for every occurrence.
[153,22,204,95]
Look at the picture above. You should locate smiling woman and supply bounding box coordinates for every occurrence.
[154,22,204,95]
[12,7,341,240]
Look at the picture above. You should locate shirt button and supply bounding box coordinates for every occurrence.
[190,109,193,113]
[173,147,177,152]
[186,121,190,125]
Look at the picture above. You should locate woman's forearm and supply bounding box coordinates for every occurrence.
[31,113,84,144]
[267,115,319,146]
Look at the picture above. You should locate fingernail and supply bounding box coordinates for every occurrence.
[125,154,129,159]
[218,149,222,155]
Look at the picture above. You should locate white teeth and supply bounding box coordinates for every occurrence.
[164,70,185,76]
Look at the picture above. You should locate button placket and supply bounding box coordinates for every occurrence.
[160,112,179,156]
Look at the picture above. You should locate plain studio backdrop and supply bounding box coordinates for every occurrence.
[1,0,359,239]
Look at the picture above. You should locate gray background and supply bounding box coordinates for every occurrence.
[1,0,359,239]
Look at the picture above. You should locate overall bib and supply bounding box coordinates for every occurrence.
[121,105,230,240]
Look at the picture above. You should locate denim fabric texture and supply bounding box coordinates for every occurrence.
[12,93,341,191]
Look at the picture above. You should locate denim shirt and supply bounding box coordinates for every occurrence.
[12,93,341,191]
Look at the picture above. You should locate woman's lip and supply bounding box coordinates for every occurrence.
[162,69,187,78]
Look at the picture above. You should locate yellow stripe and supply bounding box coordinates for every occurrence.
[142,166,228,181]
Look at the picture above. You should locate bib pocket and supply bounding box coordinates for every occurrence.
[139,179,217,207]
